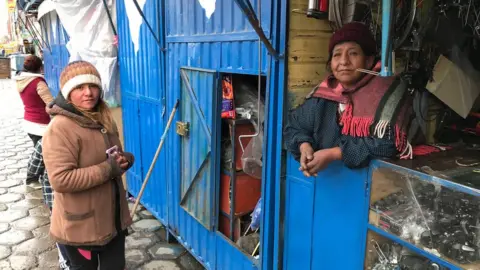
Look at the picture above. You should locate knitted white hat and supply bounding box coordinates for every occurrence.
[59,61,102,98]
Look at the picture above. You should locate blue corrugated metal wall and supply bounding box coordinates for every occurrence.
[164,1,272,269]
[117,0,168,224]
[41,11,69,97]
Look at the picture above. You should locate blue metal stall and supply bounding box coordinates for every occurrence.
[163,0,285,269]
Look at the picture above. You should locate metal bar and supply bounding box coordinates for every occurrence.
[132,0,162,47]
[229,121,236,241]
[130,99,180,216]
[233,0,280,59]
[381,0,393,76]
[17,15,40,53]
[25,15,50,51]
[180,153,211,206]
[102,0,117,36]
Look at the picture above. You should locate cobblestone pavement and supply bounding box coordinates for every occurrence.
[0,80,204,270]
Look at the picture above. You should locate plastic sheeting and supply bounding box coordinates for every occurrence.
[53,0,120,107]
[124,0,146,54]
[198,0,216,19]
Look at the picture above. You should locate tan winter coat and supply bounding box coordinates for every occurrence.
[42,104,133,246]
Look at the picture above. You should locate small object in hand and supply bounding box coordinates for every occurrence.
[106,145,119,158]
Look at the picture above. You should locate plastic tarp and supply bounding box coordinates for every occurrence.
[37,0,55,20]
[53,0,120,107]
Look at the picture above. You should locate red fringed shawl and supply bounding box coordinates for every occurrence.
[308,62,414,159]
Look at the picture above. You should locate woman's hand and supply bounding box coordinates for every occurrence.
[304,147,342,177]
[299,143,314,177]
[115,153,130,170]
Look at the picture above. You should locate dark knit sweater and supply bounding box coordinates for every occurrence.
[284,97,398,169]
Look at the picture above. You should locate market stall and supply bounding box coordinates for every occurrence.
[284,0,480,269]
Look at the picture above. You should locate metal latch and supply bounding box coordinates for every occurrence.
[176,121,189,137]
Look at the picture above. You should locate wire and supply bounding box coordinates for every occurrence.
[102,0,117,36]
[132,0,162,47]
[239,0,263,152]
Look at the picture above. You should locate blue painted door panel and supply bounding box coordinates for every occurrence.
[178,67,220,230]
[284,155,369,270]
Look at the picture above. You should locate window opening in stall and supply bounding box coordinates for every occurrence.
[217,73,267,260]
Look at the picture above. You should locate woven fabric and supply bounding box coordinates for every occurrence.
[309,62,413,157]
[59,61,102,98]
[284,98,398,168]
[329,22,377,55]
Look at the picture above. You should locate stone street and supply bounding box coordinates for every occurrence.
[0,80,204,270]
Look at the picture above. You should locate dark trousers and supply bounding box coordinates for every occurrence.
[63,233,126,270]
[27,133,42,147]
[49,208,71,269]
[26,134,43,184]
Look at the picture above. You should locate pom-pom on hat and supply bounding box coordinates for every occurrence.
[59,61,102,99]
[328,22,377,56]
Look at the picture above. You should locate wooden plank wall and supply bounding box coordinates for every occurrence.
[287,0,333,109]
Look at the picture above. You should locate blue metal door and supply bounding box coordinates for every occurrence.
[178,67,221,230]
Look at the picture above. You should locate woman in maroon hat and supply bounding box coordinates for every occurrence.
[284,22,413,177]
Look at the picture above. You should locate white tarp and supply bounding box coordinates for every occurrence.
[53,0,120,107]
[37,0,55,20]
[198,0,216,19]
[124,0,146,54]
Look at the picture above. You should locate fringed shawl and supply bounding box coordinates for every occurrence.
[308,62,414,159]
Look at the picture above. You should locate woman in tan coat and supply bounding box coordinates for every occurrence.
[43,61,134,270]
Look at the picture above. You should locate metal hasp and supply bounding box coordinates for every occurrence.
[381,0,394,76]
[233,0,281,60]
[176,121,189,137]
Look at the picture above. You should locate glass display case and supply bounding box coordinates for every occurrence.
[366,149,480,270]
[365,230,448,270]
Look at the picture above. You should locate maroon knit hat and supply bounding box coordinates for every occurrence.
[328,22,377,56]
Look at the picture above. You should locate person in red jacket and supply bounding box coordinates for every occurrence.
[14,54,53,184]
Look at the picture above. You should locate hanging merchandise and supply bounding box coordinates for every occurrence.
[53,0,120,107]
[240,122,263,179]
[307,0,328,19]
[250,198,262,230]
[221,74,236,119]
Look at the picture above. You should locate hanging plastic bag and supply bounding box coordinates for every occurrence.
[250,198,262,230]
[240,120,263,179]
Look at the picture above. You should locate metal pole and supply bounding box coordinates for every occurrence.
[381,0,393,76]
[229,122,236,241]
[25,16,50,51]
[130,99,180,217]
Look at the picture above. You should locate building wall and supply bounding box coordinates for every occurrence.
[287,0,332,109]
